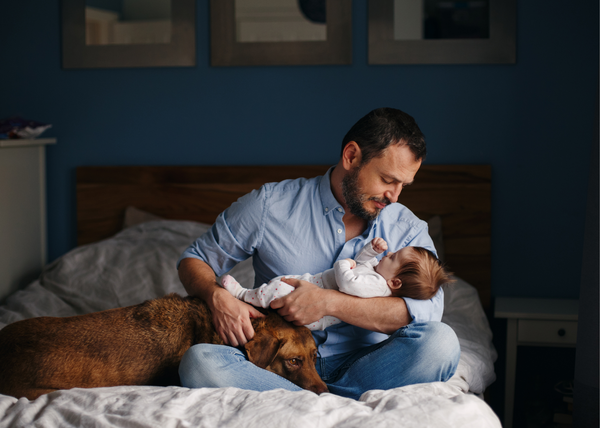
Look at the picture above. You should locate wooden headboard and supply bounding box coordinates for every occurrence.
[77,165,491,310]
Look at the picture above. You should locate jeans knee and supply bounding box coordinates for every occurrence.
[181,343,214,367]
[423,322,460,378]
[397,321,460,382]
[427,322,460,359]
[179,344,239,388]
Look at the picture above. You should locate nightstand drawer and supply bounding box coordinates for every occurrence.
[518,320,577,345]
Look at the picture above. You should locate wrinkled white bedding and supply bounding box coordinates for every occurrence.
[0,220,501,428]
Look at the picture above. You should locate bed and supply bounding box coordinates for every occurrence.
[0,164,500,428]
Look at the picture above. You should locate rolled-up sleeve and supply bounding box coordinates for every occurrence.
[399,220,444,323]
[177,186,267,276]
[404,288,444,323]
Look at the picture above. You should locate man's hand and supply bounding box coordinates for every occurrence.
[178,258,264,347]
[270,278,328,326]
[208,288,265,347]
[371,237,388,254]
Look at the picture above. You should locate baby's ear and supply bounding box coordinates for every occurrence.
[388,278,402,290]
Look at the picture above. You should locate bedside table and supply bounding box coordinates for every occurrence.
[0,138,56,301]
[495,297,579,428]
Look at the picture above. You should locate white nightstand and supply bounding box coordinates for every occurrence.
[0,138,56,301]
[495,297,579,428]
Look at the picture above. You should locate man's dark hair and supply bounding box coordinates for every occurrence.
[341,108,427,164]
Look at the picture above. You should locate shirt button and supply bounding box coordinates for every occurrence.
[337,229,342,234]
[337,208,343,213]
[325,207,329,212]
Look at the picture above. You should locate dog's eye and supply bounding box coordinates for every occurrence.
[289,358,301,366]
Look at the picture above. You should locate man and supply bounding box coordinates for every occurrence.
[177,108,460,399]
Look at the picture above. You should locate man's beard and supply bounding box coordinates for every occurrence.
[341,166,391,221]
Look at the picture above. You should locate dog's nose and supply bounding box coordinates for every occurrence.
[314,384,329,395]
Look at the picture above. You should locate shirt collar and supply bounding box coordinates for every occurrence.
[319,167,343,216]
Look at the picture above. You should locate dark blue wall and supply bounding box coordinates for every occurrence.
[1,1,597,299]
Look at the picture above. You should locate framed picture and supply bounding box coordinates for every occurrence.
[62,0,195,69]
[211,0,352,66]
[368,0,516,64]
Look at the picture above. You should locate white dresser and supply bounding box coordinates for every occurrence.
[0,138,55,302]
[495,297,579,428]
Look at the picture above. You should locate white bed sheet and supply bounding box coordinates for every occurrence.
[0,220,500,428]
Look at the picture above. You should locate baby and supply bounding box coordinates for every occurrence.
[220,238,452,330]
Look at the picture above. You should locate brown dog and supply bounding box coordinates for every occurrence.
[0,293,328,400]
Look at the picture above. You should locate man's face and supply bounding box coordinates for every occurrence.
[342,144,422,221]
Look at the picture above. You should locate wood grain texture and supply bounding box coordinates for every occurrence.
[77,165,491,309]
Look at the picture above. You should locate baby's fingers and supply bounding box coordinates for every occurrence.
[372,237,388,252]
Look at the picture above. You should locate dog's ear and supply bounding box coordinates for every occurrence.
[245,332,283,369]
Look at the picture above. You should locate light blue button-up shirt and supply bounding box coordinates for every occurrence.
[178,168,444,357]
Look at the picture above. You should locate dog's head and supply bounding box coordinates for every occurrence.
[246,313,328,395]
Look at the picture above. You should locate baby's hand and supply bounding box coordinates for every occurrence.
[371,237,388,254]
[345,259,357,269]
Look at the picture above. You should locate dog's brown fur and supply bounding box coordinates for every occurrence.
[0,293,328,400]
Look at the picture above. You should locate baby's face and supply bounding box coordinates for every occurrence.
[374,246,416,281]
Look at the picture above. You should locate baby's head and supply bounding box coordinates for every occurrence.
[374,246,452,300]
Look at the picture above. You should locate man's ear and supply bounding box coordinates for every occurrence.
[244,332,283,369]
[342,141,362,170]
[388,278,402,290]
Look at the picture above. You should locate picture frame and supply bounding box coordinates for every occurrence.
[368,0,516,64]
[210,0,352,67]
[62,0,196,69]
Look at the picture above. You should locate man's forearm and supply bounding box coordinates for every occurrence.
[325,290,411,334]
[178,257,228,305]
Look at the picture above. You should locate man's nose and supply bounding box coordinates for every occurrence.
[385,185,402,203]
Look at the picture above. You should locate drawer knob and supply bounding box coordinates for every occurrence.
[558,328,566,337]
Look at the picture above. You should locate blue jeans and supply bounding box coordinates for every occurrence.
[179,321,460,400]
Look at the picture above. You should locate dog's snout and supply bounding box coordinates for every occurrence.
[305,374,329,395]
[314,384,329,395]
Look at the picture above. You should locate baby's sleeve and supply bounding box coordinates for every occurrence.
[353,241,380,267]
[334,261,391,298]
